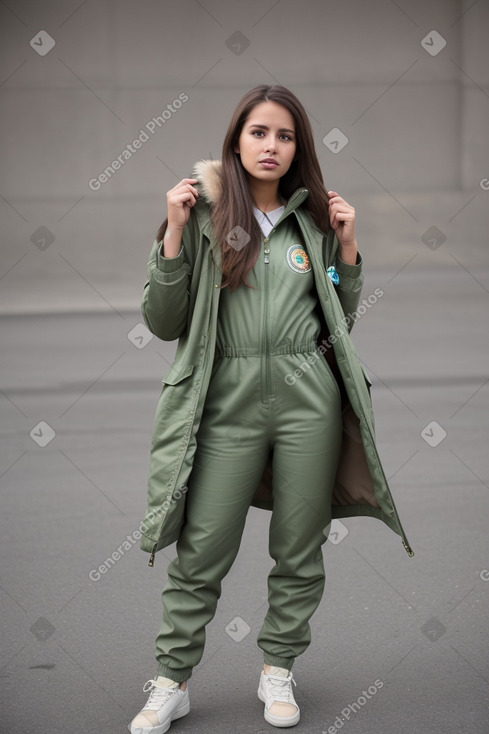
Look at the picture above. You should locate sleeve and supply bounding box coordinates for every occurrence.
[140,218,197,342]
[156,242,184,272]
[332,237,364,333]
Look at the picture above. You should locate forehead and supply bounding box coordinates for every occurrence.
[245,101,295,129]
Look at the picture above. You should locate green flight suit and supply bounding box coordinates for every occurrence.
[154,204,349,682]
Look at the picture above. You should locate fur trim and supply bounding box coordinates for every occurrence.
[192,159,222,205]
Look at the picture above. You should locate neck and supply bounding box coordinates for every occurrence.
[247,175,283,212]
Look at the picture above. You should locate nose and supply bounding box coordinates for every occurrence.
[264,136,277,153]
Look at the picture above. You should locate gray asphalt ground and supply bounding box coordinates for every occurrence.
[1,266,489,733]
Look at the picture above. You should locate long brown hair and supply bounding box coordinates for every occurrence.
[156,85,331,291]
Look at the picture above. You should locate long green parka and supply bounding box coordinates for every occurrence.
[139,159,414,565]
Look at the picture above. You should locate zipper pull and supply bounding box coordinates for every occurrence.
[402,539,414,557]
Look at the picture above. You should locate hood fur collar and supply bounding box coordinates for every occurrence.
[192,159,222,206]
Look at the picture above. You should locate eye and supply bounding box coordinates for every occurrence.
[249,129,294,141]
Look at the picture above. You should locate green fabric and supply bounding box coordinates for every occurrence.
[156,346,342,680]
[139,182,413,559]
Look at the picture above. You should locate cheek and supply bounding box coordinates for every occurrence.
[286,145,296,163]
[240,139,255,156]
[237,133,250,154]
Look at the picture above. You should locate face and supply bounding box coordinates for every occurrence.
[234,101,297,183]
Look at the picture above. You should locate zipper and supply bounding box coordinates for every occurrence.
[148,543,157,567]
[262,235,270,403]
[402,539,414,557]
[259,194,307,404]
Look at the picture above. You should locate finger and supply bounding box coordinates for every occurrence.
[175,182,199,197]
[169,185,199,201]
[330,210,354,229]
[329,199,351,211]
[331,210,355,221]
[328,192,353,208]
[168,192,198,207]
[329,202,349,218]
[169,187,197,200]
[330,216,353,232]
[170,179,199,195]
[328,190,350,207]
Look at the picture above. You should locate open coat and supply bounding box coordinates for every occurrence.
[139,159,414,565]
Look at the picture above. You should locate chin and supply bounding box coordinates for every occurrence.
[254,167,282,180]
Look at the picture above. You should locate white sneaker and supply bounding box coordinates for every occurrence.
[129,676,189,734]
[257,666,300,727]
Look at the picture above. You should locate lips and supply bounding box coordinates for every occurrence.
[259,158,279,169]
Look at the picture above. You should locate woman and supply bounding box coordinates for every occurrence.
[130,84,413,733]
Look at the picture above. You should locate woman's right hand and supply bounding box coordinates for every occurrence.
[166,178,199,231]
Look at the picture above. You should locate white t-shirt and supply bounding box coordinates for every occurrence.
[252,205,285,237]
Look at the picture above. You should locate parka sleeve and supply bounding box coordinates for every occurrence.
[140,214,197,342]
[331,232,364,332]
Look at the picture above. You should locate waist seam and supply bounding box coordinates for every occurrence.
[216,339,319,357]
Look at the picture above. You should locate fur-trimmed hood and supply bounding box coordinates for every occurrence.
[192,159,223,206]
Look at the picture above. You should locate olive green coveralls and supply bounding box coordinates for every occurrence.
[155,204,344,683]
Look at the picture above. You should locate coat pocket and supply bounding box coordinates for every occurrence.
[152,362,196,447]
[161,362,195,385]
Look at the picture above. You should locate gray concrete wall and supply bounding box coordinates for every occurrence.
[1,0,488,313]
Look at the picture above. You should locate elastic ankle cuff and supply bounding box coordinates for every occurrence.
[263,653,295,670]
[156,663,192,683]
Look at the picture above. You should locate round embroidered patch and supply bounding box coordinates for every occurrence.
[286,245,311,273]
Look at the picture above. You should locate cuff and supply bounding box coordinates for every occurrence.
[336,250,363,280]
[156,241,184,273]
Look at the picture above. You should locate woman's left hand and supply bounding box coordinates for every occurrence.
[328,191,357,249]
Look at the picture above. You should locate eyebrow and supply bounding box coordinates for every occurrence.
[247,124,295,134]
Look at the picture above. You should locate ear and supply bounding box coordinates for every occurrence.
[234,145,240,154]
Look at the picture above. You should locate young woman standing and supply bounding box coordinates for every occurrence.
[130,85,413,733]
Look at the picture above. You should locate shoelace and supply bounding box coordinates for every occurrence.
[264,673,297,703]
[140,679,177,710]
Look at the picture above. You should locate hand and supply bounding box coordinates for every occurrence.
[327,190,357,249]
[166,178,199,231]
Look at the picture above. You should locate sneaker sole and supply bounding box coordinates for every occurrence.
[129,699,190,734]
[257,686,300,728]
